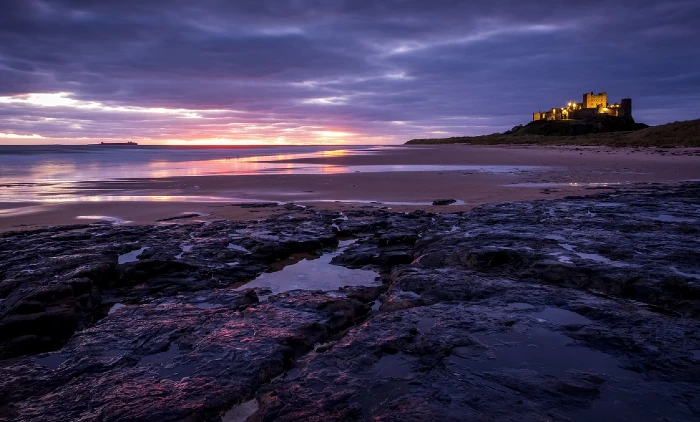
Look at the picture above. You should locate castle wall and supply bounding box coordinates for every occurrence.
[570,108,598,119]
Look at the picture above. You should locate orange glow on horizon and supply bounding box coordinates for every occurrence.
[0,92,389,146]
[0,133,394,146]
[321,149,350,157]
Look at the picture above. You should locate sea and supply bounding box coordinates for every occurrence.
[0,144,384,182]
[0,144,538,205]
[0,145,386,203]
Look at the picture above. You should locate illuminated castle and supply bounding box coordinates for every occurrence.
[533,92,632,121]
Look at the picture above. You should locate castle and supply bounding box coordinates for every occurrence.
[533,92,632,121]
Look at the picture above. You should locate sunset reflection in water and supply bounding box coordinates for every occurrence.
[0,146,371,203]
[144,156,350,178]
[0,145,542,205]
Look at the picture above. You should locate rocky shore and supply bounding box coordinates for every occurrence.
[1,183,699,421]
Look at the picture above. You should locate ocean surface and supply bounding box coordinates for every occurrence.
[0,145,538,204]
[0,145,380,203]
[0,145,385,182]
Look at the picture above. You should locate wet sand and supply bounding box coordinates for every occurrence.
[2,145,699,232]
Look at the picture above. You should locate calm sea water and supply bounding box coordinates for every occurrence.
[0,145,385,202]
[0,145,539,204]
[0,145,383,183]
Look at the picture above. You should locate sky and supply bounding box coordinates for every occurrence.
[1,0,699,145]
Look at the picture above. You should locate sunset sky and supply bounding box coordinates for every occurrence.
[1,0,699,145]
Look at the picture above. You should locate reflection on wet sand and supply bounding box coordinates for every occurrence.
[0,147,373,203]
[505,182,623,188]
[0,144,546,205]
[76,215,130,224]
[2,194,265,204]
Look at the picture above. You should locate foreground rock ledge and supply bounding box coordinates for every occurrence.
[1,183,699,421]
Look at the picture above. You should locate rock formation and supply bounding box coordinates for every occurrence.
[1,183,699,421]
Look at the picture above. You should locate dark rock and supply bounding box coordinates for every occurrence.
[0,291,365,421]
[229,202,279,208]
[432,199,457,206]
[0,182,699,420]
[155,213,202,222]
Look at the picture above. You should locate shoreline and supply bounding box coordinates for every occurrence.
[2,144,699,232]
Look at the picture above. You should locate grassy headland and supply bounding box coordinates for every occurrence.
[406,117,700,147]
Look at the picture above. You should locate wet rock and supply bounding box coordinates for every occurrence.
[432,199,457,206]
[450,245,536,271]
[1,182,699,420]
[0,215,347,359]
[332,241,415,270]
[254,293,699,421]
[230,202,279,208]
[156,213,202,222]
[339,286,385,303]
[377,249,414,268]
[0,291,366,421]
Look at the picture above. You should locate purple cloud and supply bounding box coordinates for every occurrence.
[1,0,699,144]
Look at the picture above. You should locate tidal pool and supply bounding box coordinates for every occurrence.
[117,247,148,264]
[238,240,380,294]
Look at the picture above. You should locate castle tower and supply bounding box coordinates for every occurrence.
[583,92,607,109]
[620,98,632,117]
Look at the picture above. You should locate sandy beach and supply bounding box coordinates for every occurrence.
[2,144,699,231]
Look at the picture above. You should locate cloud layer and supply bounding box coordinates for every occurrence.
[1,0,699,144]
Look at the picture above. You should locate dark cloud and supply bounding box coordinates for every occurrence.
[0,0,699,143]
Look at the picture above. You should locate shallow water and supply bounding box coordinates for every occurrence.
[76,215,129,224]
[139,343,196,381]
[575,252,629,267]
[670,266,700,280]
[227,243,251,254]
[0,145,545,204]
[238,240,380,294]
[221,399,259,422]
[595,202,626,207]
[504,182,623,188]
[117,247,148,264]
[574,252,613,264]
[303,199,433,206]
[533,307,591,325]
[34,353,67,370]
[447,307,686,421]
[302,199,468,207]
[652,214,696,223]
[174,244,193,259]
[108,303,127,315]
[463,327,629,376]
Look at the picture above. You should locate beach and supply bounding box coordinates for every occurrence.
[4,1,700,419]
[2,144,700,421]
[1,144,699,231]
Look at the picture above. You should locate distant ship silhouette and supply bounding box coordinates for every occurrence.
[98,141,139,146]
